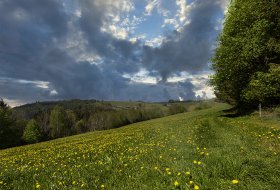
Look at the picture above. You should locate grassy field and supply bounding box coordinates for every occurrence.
[0,103,279,189]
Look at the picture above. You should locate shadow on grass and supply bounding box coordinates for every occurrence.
[221,106,255,118]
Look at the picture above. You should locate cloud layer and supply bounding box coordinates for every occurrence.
[0,0,229,106]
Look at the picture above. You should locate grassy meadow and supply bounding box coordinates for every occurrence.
[0,102,279,189]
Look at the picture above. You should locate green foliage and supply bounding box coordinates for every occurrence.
[49,106,68,139]
[22,119,41,143]
[211,0,280,106]
[6,99,208,148]
[75,120,87,134]
[1,103,280,189]
[65,110,76,134]
[193,102,212,111]
[0,99,21,149]
[242,64,280,104]
[169,104,187,115]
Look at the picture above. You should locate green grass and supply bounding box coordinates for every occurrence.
[0,103,279,189]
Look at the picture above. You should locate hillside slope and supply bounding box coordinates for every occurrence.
[0,103,279,189]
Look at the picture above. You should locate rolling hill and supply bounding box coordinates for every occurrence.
[0,102,279,189]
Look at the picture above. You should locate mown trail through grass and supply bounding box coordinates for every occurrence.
[0,103,279,189]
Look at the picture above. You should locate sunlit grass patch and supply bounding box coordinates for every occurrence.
[0,103,279,189]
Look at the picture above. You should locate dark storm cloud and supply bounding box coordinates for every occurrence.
[0,0,131,102]
[0,78,51,102]
[78,0,142,74]
[117,80,196,102]
[143,0,223,81]
[0,0,227,105]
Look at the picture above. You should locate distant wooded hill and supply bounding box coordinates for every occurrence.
[1,98,213,149]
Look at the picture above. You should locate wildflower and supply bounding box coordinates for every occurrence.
[189,181,194,185]
[193,160,197,164]
[197,161,202,165]
[232,179,239,184]
[177,172,181,176]
[35,182,40,189]
[174,180,179,187]
[186,171,191,175]
[101,184,105,188]
[154,166,158,170]
[194,185,200,189]
[0,181,3,185]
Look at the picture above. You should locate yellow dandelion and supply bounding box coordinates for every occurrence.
[154,166,158,170]
[232,179,239,184]
[101,184,105,188]
[193,160,197,164]
[194,185,200,189]
[177,172,181,176]
[186,171,191,175]
[35,183,41,189]
[189,181,194,185]
[174,180,179,187]
[197,161,202,165]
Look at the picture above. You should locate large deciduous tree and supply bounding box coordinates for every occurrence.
[211,0,280,107]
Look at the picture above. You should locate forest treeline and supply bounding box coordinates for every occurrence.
[1,99,198,149]
[211,0,280,109]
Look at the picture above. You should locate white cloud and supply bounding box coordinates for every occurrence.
[129,34,146,43]
[145,0,169,17]
[162,18,178,28]
[2,98,26,108]
[160,0,194,32]
[97,0,147,40]
[50,90,58,96]
[145,0,159,16]
[15,79,50,89]
[144,35,165,47]
[123,69,157,84]
[102,25,128,39]
[167,71,215,99]
[218,0,231,14]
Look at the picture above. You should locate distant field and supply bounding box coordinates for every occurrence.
[0,103,279,189]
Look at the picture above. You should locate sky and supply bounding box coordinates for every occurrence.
[0,0,230,107]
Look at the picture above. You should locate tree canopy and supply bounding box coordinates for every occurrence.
[22,119,41,143]
[211,0,280,107]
